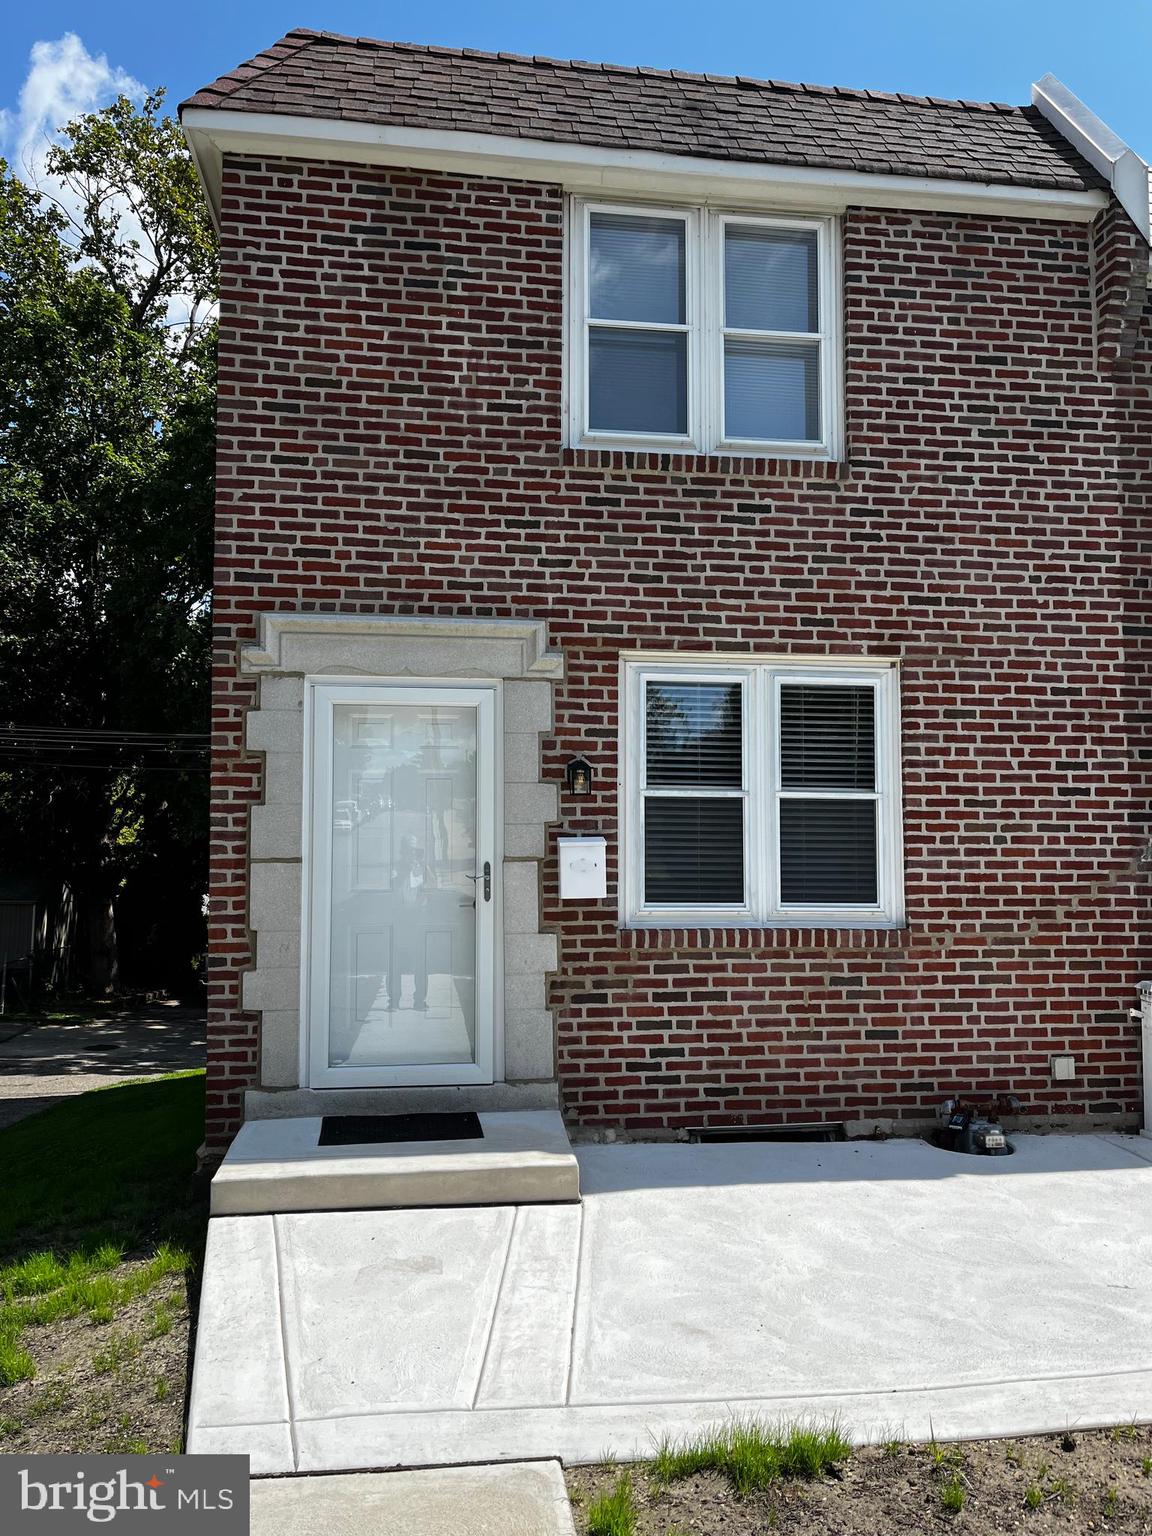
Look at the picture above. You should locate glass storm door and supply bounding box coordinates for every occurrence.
[307,684,497,1088]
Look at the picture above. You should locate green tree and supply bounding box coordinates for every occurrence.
[0,90,216,993]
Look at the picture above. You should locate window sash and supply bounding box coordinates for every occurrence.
[624,663,902,927]
[570,200,840,458]
[639,670,756,918]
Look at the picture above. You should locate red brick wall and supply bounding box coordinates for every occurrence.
[206,154,1151,1152]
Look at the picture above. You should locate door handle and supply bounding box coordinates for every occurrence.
[467,862,492,902]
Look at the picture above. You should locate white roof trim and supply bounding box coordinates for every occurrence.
[1032,74,1150,242]
[181,107,1108,231]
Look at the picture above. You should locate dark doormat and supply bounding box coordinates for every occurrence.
[318,1111,484,1147]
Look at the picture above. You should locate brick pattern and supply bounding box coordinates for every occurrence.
[181,30,1103,194]
[206,155,1151,1153]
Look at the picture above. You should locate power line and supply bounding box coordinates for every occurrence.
[0,724,210,772]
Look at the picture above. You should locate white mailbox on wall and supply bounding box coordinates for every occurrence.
[557,835,607,901]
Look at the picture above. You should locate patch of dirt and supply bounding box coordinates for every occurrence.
[0,1278,191,1454]
[568,1431,1152,1534]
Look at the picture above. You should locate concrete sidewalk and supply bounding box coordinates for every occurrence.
[189,1133,1152,1475]
[250,1464,575,1536]
[0,1004,205,1128]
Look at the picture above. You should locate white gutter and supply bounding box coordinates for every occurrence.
[1032,74,1151,242]
[181,107,1108,233]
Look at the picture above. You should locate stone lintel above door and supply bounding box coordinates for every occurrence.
[239,613,563,1111]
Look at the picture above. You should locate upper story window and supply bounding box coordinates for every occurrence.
[622,660,903,928]
[568,200,841,458]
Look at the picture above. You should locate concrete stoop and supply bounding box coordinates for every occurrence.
[210,1110,580,1215]
[250,1463,576,1536]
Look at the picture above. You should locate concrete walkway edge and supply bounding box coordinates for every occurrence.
[249,1462,576,1536]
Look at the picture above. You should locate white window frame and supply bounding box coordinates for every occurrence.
[621,659,902,928]
[568,198,842,459]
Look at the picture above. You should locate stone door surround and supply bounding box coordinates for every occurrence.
[239,613,563,1117]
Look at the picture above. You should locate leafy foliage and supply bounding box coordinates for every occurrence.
[0,91,216,990]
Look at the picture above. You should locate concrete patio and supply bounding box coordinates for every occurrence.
[188,1132,1152,1476]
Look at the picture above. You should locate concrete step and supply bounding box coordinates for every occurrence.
[210,1110,580,1215]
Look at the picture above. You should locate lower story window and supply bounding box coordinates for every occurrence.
[623,660,903,927]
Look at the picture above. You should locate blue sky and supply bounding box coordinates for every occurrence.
[2,1,1151,165]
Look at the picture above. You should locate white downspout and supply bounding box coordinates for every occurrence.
[1138,981,1152,1138]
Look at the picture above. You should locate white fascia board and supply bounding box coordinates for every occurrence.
[1032,74,1150,242]
[181,107,1107,231]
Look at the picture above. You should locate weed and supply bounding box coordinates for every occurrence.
[0,1417,21,1437]
[1004,1443,1022,1468]
[1109,1421,1139,1442]
[25,1380,69,1419]
[92,1331,141,1376]
[587,1473,637,1536]
[1024,1484,1045,1510]
[1049,1477,1074,1503]
[653,1415,851,1496]
[1141,1456,1152,1478]
[928,1439,965,1474]
[104,1437,150,1456]
[147,1299,175,1339]
[940,1475,965,1513]
[1035,1460,1049,1480]
[1104,1487,1119,1516]
[152,1376,170,1402]
[881,1438,903,1458]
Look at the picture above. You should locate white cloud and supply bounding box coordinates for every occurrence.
[2,35,210,341]
[1,33,144,181]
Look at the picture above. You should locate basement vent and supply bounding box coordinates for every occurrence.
[691,1122,847,1144]
[318,1112,484,1147]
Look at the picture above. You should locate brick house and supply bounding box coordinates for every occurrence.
[181,30,1152,1161]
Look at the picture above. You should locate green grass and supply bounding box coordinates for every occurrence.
[928,1439,966,1473]
[652,1415,852,1496]
[1024,1484,1045,1510]
[1141,1456,1152,1478]
[92,1331,141,1377]
[0,1072,205,1386]
[586,1473,638,1536]
[940,1474,965,1513]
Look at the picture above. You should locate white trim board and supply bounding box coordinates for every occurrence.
[181,107,1108,231]
[1032,75,1151,243]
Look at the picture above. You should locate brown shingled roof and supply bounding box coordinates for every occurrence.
[180,29,1104,193]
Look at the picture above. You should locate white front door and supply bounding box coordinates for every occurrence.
[306,682,498,1088]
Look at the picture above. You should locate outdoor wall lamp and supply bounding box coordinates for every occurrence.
[565,756,594,797]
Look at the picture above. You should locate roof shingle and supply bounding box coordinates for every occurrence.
[180,29,1104,193]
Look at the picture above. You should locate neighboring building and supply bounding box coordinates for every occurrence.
[181,31,1152,1157]
[0,875,75,1002]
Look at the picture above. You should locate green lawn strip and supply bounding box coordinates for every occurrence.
[0,1072,205,1387]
